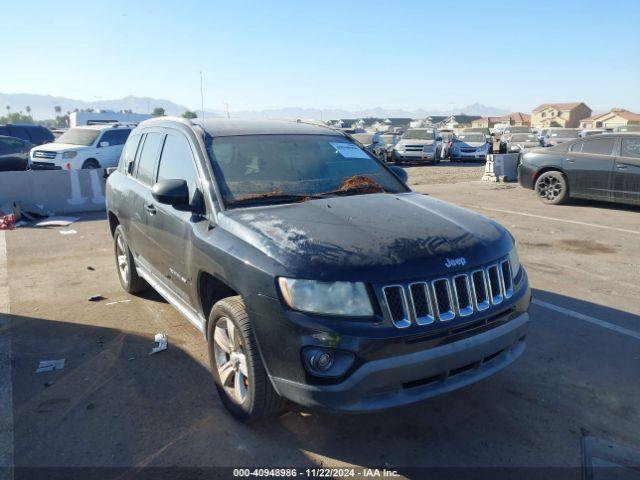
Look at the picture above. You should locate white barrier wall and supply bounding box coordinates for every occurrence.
[0,169,106,213]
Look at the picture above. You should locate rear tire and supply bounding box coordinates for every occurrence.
[113,225,147,293]
[208,296,287,422]
[535,171,569,205]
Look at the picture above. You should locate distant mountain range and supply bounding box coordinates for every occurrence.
[0,92,510,121]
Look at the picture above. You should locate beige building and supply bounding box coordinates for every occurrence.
[531,102,592,129]
[471,112,531,129]
[579,108,640,129]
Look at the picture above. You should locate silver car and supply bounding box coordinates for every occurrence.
[504,133,541,153]
[449,133,492,162]
[392,128,442,165]
[540,128,580,147]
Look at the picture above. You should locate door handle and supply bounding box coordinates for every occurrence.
[616,164,628,170]
[565,159,575,163]
[144,204,157,215]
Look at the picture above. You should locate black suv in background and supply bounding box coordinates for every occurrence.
[106,117,531,421]
[0,124,54,145]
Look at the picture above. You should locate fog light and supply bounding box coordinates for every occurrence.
[302,347,354,378]
[312,351,334,371]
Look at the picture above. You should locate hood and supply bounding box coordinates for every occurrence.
[218,192,512,281]
[31,143,91,152]
[455,141,486,148]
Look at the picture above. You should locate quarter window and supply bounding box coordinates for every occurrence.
[156,133,199,202]
[620,138,640,159]
[580,138,615,156]
[135,132,163,185]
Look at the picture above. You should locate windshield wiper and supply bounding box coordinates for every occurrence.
[229,193,321,206]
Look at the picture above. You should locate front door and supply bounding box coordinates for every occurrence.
[562,137,616,200]
[96,129,132,167]
[613,136,640,205]
[144,131,204,302]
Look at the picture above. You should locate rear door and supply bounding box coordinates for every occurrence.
[144,130,203,302]
[0,137,28,171]
[127,131,164,266]
[562,137,616,200]
[613,136,640,205]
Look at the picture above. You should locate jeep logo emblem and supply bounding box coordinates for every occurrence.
[444,257,467,268]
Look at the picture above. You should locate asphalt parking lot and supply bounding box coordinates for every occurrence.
[1,162,639,478]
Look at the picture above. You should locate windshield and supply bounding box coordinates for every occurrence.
[511,134,537,141]
[402,129,435,140]
[457,133,485,143]
[208,134,407,207]
[55,128,100,146]
[550,129,579,138]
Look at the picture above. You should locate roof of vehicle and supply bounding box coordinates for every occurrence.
[197,119,341,137]
[72,124,134,131]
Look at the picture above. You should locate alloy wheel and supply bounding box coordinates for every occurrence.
[213,317,249,404]
[537,175,563,201]
[116,234,129,282]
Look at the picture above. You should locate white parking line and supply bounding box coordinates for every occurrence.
[533,299,640,340]
[470,206,640,236]
[0,231,14,479]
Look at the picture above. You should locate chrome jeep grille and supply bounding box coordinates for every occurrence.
[381,259,515,329]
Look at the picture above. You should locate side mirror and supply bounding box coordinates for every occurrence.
[389,165,408,183]
[152,179,189,206]
[99,141,110,147]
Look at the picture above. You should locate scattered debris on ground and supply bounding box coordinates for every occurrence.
[104,299,131,306]
[36,359,66,373]
[87,266,95,271]
[59,229,77,235]
[149,333,168,355]
[36,216,79,227]
[88,295,106,302]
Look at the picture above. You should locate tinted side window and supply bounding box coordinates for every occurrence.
[135,132,163,185]
[0,138,24,154]
[100,129,131,146]
[569,142,583,153]
[620,138,640,159]
[119,133,142,173]
[0,126,9,136]
[157,134,199,201]
[581,138,615,156]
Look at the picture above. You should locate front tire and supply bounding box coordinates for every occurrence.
[113,225,147,293]
[535,171,569,205]
[82,159,100,169]
[208,297,286,422]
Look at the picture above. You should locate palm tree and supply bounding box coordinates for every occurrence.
[54,105,61,117]
[26,106,32,118]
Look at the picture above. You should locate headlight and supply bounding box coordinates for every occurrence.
[394,144,404,152]
[508,245,521,277]
[62,151,77,159]
[278,278,374,316]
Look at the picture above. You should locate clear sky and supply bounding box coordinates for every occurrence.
[2,0,639,113]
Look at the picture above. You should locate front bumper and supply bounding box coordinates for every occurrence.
[450,150,488,161]
[271,311,529,412]
[393,151,436,162]
[517,163,536,189]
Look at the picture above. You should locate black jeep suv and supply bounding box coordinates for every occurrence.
[105,117,531,421]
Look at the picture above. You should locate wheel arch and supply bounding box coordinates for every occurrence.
[108,211,119,237]
[82,157,100,168]
[198,271,240,338]
[533,165,568,187]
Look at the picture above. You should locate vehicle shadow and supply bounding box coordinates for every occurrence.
[7,289,639,476]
